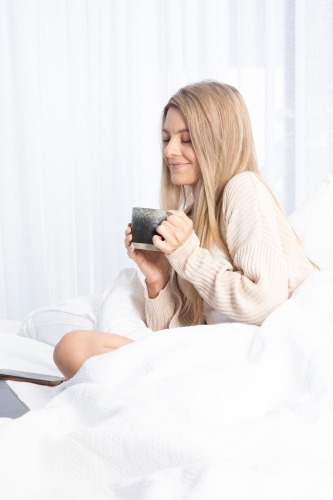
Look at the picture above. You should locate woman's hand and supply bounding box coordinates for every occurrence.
[125,224,171,298]
[153,210,193,255]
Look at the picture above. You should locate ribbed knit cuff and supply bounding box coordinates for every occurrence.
[144,280,175,331]
[167,232,200,275]
[144,278,174,318]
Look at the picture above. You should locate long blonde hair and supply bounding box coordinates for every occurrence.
[160,81,261,326]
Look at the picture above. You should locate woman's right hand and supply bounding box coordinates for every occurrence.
[124,224,171,298]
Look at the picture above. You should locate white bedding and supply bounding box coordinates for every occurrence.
[0,319,22,335]
[0,270,333,499]
[0,324,65,409]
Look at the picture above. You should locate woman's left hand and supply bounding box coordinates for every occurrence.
[153,210,193,255]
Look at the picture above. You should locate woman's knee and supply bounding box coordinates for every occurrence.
[54,330,78,365]
[53,330,90,379]
[53,330,134,379]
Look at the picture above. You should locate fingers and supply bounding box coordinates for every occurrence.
[154,211,193,255]
[126,238,139,263]
[168,210,191,223]
[156,221,176,240]
[166,211,193,229]
[124,223,134,256]
[156,212,192,237]
[127,243,136,259]
[125,211,192,257]
[125,233,133,248]
[125,224,132,243]
[152,233,180,255]
[152,234,164,251]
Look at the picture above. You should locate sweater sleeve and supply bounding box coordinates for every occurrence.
[144,275,183,331]
[167,173,289,326]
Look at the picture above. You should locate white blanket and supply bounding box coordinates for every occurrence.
[1,271,333,499]
[0,332,64,409]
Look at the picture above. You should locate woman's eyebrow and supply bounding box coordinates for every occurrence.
[162,128,189,134]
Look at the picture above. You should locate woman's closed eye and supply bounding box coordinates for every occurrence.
[162,138,192,144]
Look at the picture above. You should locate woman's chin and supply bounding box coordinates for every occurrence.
[170,178,197,188]
[170,174,195,187]
[170,175,183,186]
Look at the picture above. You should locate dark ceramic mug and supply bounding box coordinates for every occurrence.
[131,207,171,251]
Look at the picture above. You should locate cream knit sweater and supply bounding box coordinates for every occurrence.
[144,172,316,329]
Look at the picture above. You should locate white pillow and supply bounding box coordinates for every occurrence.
[19,294,103,346]
[98,268,152,341]
[288,175,333,270]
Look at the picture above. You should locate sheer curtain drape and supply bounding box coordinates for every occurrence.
[0,0,332,320]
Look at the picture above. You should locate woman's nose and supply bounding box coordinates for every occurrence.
[163,137,180,157]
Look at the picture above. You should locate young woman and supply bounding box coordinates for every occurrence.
[54,80,317,379]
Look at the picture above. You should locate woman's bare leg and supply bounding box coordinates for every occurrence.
[53,330,134,380]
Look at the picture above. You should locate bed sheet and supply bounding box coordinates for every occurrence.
[0,270,332,499]
[0,325,65,409]
[0,319,23,335]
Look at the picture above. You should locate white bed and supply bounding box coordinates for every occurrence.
[0,321,65,409]
[0,269,333,499]
[0,176,332,499]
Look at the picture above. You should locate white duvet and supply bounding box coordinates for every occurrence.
[0,270,333,499]
[0,330,64,410]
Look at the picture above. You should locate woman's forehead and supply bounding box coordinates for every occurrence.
[163,107,188,132]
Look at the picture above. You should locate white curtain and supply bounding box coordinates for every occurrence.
[0,0,332,320]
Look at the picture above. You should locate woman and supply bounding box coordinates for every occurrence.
[54,80,317,379]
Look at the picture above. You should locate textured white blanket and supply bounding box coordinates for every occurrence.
[0,333,64,409]
[0,271,333,499]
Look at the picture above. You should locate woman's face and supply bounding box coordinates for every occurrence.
[162,107,200,186]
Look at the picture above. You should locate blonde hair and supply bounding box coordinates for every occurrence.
[159,81,261,326]
[159,80,316,327]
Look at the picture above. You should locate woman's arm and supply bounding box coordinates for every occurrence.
[144,273,183,330]
[124,225,184,331]
[166,173,292,326]
[168,234,288,325]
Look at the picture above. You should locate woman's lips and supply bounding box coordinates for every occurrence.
[169,163,189,170]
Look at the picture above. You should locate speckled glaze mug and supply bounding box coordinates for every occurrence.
[131,207,171,251]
